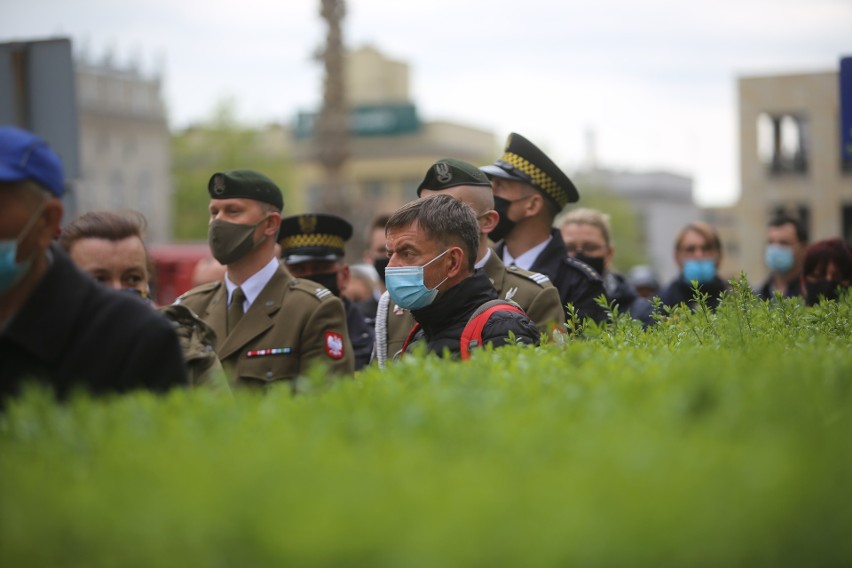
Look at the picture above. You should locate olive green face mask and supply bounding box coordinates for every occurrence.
[207,217,268,265]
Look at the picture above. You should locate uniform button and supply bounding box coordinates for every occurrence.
[266,301,274,306]
[266,371,273,378]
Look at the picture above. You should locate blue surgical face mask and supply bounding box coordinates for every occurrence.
[385,249,450,310]
[682,259,716,285]
[0,203,46,295]
[765,244,795,274]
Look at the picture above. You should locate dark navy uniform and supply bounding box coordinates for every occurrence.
[496,229,607,324]
[344,297,375,370]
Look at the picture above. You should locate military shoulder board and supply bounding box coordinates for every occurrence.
[315,287,333,300]
[528,272,550,285]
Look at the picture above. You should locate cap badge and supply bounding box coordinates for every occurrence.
[299,214,317,233]
[212,174,226,195]
[435,162,452,184]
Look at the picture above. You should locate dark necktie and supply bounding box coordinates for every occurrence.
[228,287,246,334]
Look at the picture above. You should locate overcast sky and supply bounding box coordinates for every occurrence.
[2,0,850,206]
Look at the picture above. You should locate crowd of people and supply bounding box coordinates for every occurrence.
[1,125,850,403]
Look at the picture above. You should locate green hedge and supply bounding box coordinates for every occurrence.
[2,282,851,566]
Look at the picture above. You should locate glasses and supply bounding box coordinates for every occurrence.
[679,244,716,254]
[565,243,605,255]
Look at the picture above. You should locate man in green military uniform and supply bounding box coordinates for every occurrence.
[177,170,354,387]
[278,213,375,371]
[374,158,564,367]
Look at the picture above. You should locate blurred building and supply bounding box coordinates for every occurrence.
[726,64,852,284]
[291,45,496,254]
[75,53,172,242]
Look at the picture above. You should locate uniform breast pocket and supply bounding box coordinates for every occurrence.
[237,351,300,389]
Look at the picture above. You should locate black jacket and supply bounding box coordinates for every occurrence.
[659,275,728,310]
[604,272,654,327]
[0,245,188,404]
[405,270,539,358]
[755,276,802,300]
[344,297,375,371]
[496,230,607,324]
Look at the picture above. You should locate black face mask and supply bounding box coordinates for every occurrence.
[373,257,390,283]
[806,280,845,306]
[574,253,605,276]
[488,196,517,243]
[306,271,341,298]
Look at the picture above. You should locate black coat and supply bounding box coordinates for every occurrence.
[604,272,654,327]
[755,276,802,300]
[0,245,188,403]
[659,275,728,310]
[405,270,539,358]
[496,230,607,324]
[344,297,375,371]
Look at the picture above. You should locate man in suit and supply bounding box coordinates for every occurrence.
[0,126,187,403]
[177,170,353,388]
[481,133,607,324]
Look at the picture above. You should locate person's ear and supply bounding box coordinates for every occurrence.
[337,264,350,293]
[446,246,466,279]
[262,211,281,237]
[479,210,500,234]
[525,193,544,217]
[36,200,63,249]
[605,244,615,271]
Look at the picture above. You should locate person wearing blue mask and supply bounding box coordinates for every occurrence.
[659,221,728,310]
[383,194,539,360]
[756,214,808,300]
[0,126,187,403]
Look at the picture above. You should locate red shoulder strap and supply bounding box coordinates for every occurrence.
[400,323,422,357]
[460,303,524,361]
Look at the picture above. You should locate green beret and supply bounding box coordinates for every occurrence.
[480,132,579,209]
[278,213,353,264]
[416,158,492,197]
[208,169,283,210]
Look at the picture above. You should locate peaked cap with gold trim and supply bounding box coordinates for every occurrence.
[480,132,579,209]
[278,213,353,264]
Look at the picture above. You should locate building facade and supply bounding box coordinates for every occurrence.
[75,56,172,242]
[732,67,852,284]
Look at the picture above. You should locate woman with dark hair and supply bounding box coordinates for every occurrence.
[659,221,728,310]
[800,238,852,306]
[60,210,228,390]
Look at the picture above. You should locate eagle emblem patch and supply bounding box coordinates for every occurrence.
[324,331,345,359]
[435,162,452,183]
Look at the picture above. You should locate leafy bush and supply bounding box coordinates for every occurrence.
[2,283,850,566]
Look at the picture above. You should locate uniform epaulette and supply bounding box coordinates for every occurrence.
[506,264,552,287]
[565,256,603,281]
[174,280,221,304]
[288,277,335,302]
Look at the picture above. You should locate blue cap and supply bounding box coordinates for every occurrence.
[0,126,65,197]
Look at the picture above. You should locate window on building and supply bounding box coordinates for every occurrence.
[109,171,125,209]
[756,112,809,175]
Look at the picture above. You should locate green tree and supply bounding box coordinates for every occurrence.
[171,98,295,240]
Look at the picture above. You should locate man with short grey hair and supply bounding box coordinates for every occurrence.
[382,194,539,360]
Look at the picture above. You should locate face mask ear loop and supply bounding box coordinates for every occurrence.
[16,201,48,247]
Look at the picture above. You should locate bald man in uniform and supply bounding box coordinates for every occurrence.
[177,170,353,388]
